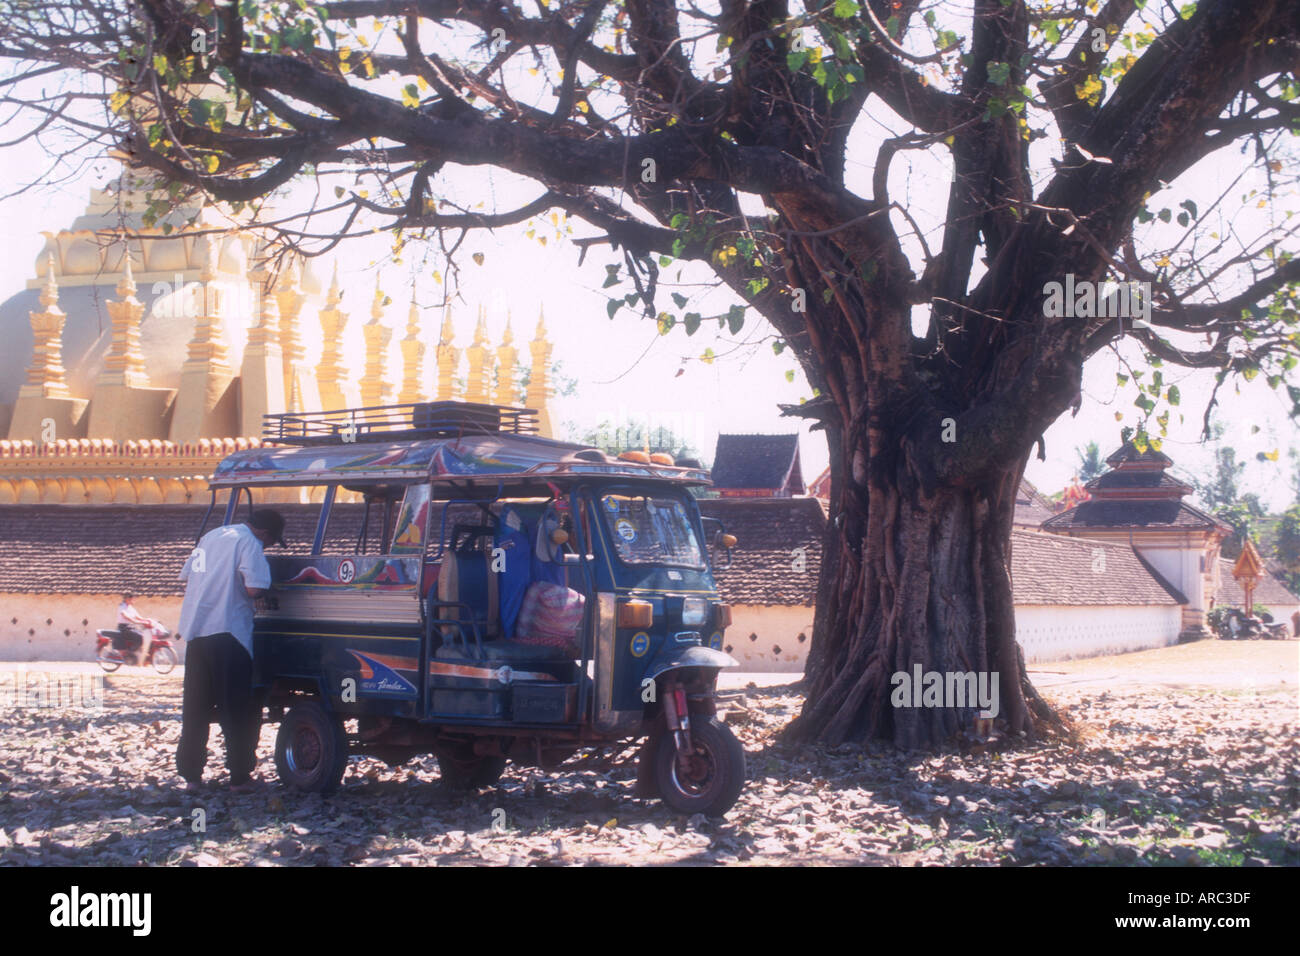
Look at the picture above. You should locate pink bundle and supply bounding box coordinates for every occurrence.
[516,581,586,653]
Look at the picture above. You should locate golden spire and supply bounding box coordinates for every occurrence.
[186,235,230,369]
[248,278,281,347]
[527,305,553,436]
[275,255,306,407]
[24,253,72,397]
[435,304,460,400]
[316,262,351,410]
[493,313,518,407]
[464,305,491,404]
[360,273,394,407]
[102,252,148,387]
[399,286,427,404]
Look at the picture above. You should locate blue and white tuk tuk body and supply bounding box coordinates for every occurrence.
[202,402,746,815]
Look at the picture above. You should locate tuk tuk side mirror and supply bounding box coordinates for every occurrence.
[717,532,737,549]
[550,528,570,546]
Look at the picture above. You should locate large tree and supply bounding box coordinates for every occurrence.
[3,0,1298,746]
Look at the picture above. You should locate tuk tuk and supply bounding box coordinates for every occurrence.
[200,401,746,816]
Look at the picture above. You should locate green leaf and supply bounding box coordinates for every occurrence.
[658,255,673,267]
[726,304,746,335]
[784,370,796,383]
[606,300,620,319]
[188,97,211,127]
[1167,384,1180,405]
[1179,199,1198,219]
[833,0,858,19]
[986,61,1011,86]
[670,213,689,230]
[772,340,786,355]
[671,292,689,308]
[1157,208,1171,223]
[786,50,808,72]
[1044,20,1061,44]
[683,313,701,336]
[1177,211,1190,227]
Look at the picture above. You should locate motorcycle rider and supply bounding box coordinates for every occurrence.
[117,592,154,664]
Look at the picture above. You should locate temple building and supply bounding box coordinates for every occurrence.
[1040,442,1233,642]
[0,171,557,507]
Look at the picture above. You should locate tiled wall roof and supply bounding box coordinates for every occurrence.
[698,497,825,605]
[1011,530,1182,606]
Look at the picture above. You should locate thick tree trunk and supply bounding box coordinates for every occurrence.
[789,440,1059,748]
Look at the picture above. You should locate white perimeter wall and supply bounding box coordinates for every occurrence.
[0,593,186,662]
[723,605,815,672]
[1015,604,1183,663]
[1,593,1209,668]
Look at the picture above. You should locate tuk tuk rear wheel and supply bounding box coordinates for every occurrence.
[274,700,349,794]
[654,717,745,818]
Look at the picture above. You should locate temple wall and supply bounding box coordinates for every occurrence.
[1014,604,1183,663]
[721,605,815,672]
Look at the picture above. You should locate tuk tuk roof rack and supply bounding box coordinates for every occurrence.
[263,402,539,446]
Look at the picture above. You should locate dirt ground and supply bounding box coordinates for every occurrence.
[0,641,1296,866]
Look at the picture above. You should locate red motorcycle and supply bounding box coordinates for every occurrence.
[96,621,178,674]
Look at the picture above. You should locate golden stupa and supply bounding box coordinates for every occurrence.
[0,171,555,505]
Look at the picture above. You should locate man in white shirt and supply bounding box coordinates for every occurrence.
[116,592,154,664]
[175,509,285,793]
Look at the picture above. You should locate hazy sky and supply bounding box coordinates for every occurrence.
[1,9,1296,510]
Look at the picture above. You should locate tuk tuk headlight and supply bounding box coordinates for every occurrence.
[681,597,708,627]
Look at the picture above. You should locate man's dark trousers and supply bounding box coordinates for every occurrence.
[177,633,260,784]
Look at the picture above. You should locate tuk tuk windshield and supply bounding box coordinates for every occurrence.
[599,493,704,569]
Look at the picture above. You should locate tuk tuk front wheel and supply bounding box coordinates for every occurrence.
[274,701,349,794]
[654,717,746,818]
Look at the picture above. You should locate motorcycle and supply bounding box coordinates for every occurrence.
[96,620,178,674]
[1256,611,1292,640]
[1214,607,1289,641]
